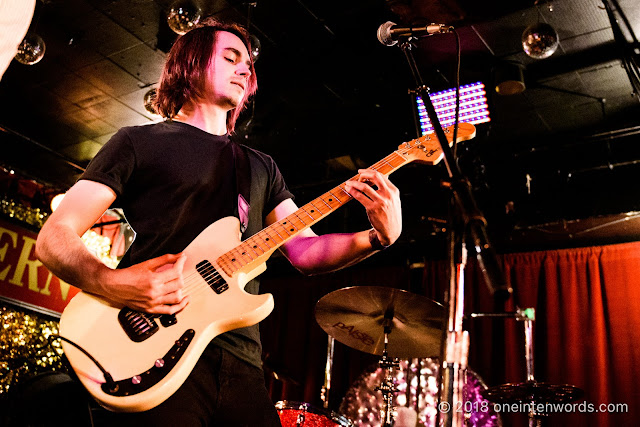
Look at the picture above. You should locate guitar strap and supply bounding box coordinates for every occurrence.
[231,141,251,235]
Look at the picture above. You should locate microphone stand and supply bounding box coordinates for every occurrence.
[395,36,513,427]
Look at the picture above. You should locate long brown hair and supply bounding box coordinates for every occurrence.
[154,18,258,133]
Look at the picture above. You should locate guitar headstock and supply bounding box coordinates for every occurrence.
[397,122,476,165]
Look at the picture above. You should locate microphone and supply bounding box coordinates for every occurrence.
[377,21,453,46]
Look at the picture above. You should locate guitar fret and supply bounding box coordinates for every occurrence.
[246,242,261,258]
[292,212,307,227]
[337,185,352,200]
[388,153,406,167]
[304,203,322,219]
[231,248,249,265]
[287,218,303,233]
[236,244,255,262]
[225,249,247,269]
[301,207,315,221]
[328,190,346,204]
[314,197,331,211]
[217,256,232,275]
[258,231,277,248]
[244,236,266,257]
[282,218,299,233]
[309,200,327,215]
[271,225,286,240]
[320,192,341,210]
[274,221,293,236]
[264,229,283,245]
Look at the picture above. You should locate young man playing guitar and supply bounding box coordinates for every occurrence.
[35,18,402,426]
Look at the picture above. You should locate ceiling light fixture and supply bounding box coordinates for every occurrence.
[494,61,526,95]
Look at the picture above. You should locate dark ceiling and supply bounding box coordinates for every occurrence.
[1,0,640,254]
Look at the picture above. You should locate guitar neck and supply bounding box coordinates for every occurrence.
[216,150,412,277]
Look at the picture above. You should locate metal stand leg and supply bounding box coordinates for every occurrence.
[320,336,334,409]
[438,243,470,427]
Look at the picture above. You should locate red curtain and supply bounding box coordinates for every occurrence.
[261,241,640,426]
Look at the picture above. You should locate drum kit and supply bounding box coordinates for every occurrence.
[275,286,584,427]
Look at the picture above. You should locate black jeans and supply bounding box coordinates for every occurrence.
[95,346,282,426]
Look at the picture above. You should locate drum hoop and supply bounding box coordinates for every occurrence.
[276,400,353,426]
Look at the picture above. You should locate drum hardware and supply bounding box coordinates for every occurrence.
[263,353,301,386]
[374,314,400,426]
[472,308,584,426]
[321,335,335,409]
[296,402,307,426]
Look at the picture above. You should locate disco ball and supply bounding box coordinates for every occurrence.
[143,88,158,115]
[167,1,202,35]
[249,34,261,62]
[522,22,559,59]
[14,33,46,65]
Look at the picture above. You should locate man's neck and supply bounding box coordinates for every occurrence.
[173,102,228,136]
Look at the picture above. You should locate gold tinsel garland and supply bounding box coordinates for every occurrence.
[0,305,66,395]
[0,197,62,396]
[0,196,48,229]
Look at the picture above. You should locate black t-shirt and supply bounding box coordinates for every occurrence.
[80,120,294,367]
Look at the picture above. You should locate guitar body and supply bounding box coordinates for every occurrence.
[59,216,274,412]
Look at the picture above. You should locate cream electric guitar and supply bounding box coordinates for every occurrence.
[59,123,476,412]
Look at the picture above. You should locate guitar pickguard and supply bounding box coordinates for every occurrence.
[101,329,195,397]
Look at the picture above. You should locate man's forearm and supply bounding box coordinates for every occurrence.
[35,222,112,295]
[282,229,386,275]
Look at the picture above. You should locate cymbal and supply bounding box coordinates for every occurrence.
[483,381,584,404]
[314,286,445,358]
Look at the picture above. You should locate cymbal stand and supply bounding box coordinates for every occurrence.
[470,308,542,426]
[521,310,543,427]
[375,318,399,427]
[320,335,335,409]
[439,240,470,427]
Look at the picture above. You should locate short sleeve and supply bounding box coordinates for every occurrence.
[263,153,294,217]
[79,127,136,198]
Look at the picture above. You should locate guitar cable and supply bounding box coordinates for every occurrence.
[49,334,118,392]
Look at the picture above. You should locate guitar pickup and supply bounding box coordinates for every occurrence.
[118,308,159,343]
[196,260,229,294]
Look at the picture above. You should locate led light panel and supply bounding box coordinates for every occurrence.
[416,82,490,134]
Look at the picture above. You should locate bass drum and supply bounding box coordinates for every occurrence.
[339,358,501,427]
[276,400,354,427]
